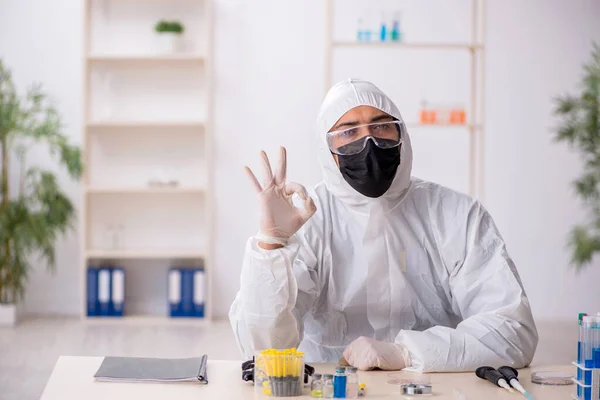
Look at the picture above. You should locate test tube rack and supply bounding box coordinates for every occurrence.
[572,362,600,400]
[254,349,305,397]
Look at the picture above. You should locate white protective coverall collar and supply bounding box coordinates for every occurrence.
[229,79,538,371]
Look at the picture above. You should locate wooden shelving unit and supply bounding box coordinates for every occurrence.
[324,0,486,198]
[81,0,214,324]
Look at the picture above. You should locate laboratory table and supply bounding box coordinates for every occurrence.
[40,356,576,399]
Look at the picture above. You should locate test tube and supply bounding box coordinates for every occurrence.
[594,315,600,368]
[583,315,594,400]
[578,313,587,399]
[288,352,291,395]
[280,351,284,397]
[297,352,304,396]
[590,316,600,400]
[275,351,280,397]
[291,352,298,396]
[268,352,275,397]
[282,352,286,397]
[295,354,300,396]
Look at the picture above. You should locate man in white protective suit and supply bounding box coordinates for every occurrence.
[229,79,538,372]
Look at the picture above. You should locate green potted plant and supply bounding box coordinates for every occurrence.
[154,20,185,53]
[553,43,600,270]
[0,59,82,326]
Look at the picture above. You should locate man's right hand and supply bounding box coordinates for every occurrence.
[245,147,317,248]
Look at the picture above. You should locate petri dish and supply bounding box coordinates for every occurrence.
[399,383,433,396]
[531,371,574,385]
[387,373,433,396]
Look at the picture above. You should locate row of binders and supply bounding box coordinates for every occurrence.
[168,268,205,317]
[86,266,125,317]
[86,267,205,318]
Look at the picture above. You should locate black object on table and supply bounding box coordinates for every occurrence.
[475,366,511,390]
[498,366,519,381]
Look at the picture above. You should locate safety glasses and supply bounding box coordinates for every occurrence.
[326,120,405,156]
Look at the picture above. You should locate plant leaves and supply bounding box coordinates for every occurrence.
[0,58,82,302]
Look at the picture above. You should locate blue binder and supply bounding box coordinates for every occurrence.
[193,269,205,318]
[98,267,113,316]
[111,268,125,317]
[168,268,183,317]
[86,267,99,316]
[181,269,194,317]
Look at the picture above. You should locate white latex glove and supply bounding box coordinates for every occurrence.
[343,336,412,371]
[245,147,317,246]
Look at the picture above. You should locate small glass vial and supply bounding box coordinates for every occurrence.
[310,374,323,398]
[323,374,334,398]
[346,367,359,399]
[311,373,323,398]
[334,367,347,398]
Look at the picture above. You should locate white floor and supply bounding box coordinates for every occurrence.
[0,317,576,400]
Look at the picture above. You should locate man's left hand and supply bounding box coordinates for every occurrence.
[343,336,411,371]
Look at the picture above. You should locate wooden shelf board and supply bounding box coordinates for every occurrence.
[332,42,484,50]
[86,249,207,259]
[86,121,205,129]
[405,123,482,129]
[85,187,205,195]
[88,54,206,62]
[83,315,209,326]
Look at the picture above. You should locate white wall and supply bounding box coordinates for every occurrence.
[0,0,599,320]
[484,0,600,319]
[0,0,85,314]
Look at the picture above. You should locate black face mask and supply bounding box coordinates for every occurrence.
[337,139,401,198]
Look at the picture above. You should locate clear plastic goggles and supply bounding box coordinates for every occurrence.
[326,120,405,156]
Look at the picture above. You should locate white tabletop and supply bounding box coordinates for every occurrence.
[40,356,576,400]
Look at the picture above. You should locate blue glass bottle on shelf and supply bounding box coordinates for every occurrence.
[391,12,401,42]
[356,18,364,42]
[379,12,387,42]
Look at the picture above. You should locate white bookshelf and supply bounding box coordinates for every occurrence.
[325,0,486,199]
[81,0,214,323]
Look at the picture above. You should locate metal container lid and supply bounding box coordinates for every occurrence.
[400,383,433,396]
